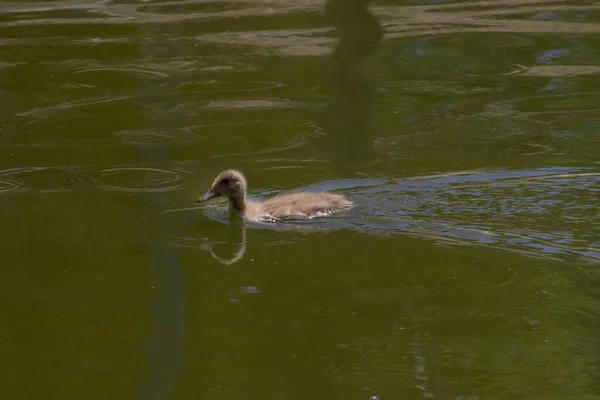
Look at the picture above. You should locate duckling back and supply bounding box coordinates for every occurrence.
[249,192,352,221]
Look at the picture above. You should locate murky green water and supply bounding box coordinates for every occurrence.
[1,0,600,398]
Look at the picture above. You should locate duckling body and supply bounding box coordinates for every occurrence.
[197,169,352,222]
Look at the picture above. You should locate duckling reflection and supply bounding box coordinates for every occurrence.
[197,169,353,222]
[201,216,247,265]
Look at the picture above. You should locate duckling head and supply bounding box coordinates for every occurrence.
[197,169,247,203]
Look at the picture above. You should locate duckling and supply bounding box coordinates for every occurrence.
[197,169,352,222]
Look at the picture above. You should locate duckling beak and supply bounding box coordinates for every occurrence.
[197,188,220,202]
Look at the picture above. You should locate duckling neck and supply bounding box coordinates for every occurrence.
[227,193,246,215]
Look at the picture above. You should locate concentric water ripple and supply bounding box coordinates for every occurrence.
[152,206,226,249]
[114,129,186,146]
[62,66,169,90]
[71,66,168,78]
[0,178,28,194]
[177,80,285,94]
[17,80,286,121]
[179,119,323,158]
[69,166,194,193]
[137,2,242,14]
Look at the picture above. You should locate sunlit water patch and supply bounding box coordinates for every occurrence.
[506,64,600,77]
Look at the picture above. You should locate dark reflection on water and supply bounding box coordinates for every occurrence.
[134,20,188,400]
[324,0,382,168]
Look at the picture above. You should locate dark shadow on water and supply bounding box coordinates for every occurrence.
[324,0,383,168]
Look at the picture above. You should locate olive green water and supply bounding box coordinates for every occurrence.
[1,0,600,399]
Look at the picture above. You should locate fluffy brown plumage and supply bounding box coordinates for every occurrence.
[197,169,352,222]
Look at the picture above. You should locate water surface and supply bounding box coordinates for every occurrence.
[1,0,600,399]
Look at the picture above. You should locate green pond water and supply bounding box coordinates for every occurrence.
[1,0,600,399]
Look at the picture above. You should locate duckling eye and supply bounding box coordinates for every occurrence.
[221,178,230,185]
